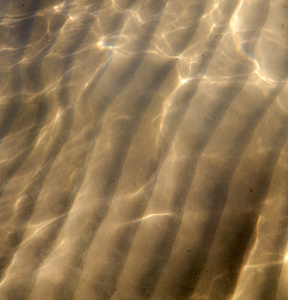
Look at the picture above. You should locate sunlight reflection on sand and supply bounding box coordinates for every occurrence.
[0,0,288,299]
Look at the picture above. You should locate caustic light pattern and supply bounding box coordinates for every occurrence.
[0,0,288,299]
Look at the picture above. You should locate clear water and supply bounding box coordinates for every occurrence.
[0,0,288,299]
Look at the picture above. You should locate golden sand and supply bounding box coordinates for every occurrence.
[0,0,288,299]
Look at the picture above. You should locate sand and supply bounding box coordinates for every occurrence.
[0,0,288,299]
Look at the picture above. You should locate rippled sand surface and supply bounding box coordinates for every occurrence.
[1,0,288,299]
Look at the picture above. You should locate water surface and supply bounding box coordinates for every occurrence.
[0,0,288,299]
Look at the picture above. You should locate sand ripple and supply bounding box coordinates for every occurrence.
[0,0,288,299]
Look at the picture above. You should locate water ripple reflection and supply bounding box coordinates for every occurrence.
[0,0,288,299]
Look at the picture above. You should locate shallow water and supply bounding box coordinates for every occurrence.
[0,0,288,299]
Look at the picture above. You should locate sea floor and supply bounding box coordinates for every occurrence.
[0,1,288,299]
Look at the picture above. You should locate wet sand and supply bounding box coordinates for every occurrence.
[0,0,288,299]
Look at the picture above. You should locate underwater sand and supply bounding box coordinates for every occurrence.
[0,0,288,299]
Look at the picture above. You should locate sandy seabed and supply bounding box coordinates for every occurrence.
[0,0,288,299]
